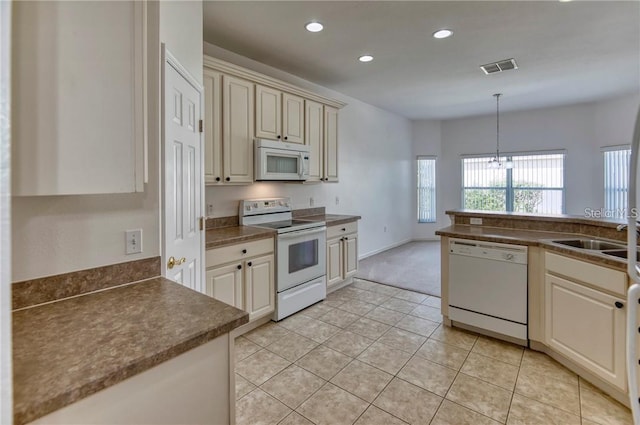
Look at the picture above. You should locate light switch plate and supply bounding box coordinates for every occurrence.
[125,229,142,255]
[470,218,483,225]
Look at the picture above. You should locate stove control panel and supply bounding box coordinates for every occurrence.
[239,197,292,217]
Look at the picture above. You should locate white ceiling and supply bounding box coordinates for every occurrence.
[203,1,640,120]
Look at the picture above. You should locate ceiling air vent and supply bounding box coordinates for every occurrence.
[480,58,518,75]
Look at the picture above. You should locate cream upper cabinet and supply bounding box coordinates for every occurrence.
[204,70,223,184]
[324,106,339,182]
[305,100,324,182]
[255,85,282,141]
[12,1,147,195]
[222,75,254,184]
[255,85,305,144]
[282,93,305,144]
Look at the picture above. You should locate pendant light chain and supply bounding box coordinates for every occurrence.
[495,93,501,161]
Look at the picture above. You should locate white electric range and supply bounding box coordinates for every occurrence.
[239,198,326,320]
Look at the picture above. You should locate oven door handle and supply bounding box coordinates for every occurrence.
[279,227,326,239]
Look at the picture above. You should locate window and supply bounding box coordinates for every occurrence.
[417,156,436,223]
[603,146,631,218]
[462,152,565,214]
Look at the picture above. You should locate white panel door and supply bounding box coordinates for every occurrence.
[163,53,203,292]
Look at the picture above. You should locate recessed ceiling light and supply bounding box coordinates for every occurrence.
[433,29,453,39]
[358,55,374,63]
[305,22,324,32]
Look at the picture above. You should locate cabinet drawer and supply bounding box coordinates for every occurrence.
[327,221,358,239]
[545,251,626,296]
[206,237,274,268]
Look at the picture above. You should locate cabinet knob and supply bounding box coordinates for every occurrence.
[342,228,346,232]
[277,135,281,139]
[248,261,252,267]
[237,264,242,270]
[225,177,230,182]
[242,249,247,254]
[615,301,624,309]
[284,136,288,140]
[216,177,221,182]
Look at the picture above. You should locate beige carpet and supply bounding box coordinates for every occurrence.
[356,241,441,297]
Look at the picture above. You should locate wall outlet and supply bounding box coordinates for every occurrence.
[470,217,483,225]
[310,197,315,207]
[335,196,340,205]
[207,203,214,216]
[125,229,142,255]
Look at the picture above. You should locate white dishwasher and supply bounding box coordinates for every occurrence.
[448,238,528,345]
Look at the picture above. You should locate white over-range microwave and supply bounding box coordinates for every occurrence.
[254,139,310,181]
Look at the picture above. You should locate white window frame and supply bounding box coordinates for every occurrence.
[461,150,566,214]
[603,145,631,219]
[417,156,437,223]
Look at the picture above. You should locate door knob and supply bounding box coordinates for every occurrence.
[167,256,186,269]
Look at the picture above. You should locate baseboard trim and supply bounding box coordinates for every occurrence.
[359,238,412,260]
[411,237,440,242]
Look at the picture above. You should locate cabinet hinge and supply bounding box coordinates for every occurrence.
[199,216,205,231]
[199,119,203,133]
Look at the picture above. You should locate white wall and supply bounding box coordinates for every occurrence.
[412,93,640,238]
[159,1,203,86]
[11,1,204,282]
[203,43,414,258]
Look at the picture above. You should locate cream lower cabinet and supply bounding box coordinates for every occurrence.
[206,238,275,321]
[326,222,358,292]
[544,252,627,391]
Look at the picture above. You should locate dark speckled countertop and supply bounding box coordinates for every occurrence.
[206,225,276,249]
[12,277,249,425]
[436,225,629,272]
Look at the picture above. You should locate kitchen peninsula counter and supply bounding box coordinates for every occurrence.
[13,277,248,424]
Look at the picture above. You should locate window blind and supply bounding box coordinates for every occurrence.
[417,157,436,223]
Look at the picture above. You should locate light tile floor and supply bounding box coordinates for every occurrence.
[235,279,633,425]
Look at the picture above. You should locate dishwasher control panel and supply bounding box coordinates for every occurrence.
[449,238,528,264]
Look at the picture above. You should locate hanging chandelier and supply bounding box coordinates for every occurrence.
[488,93,514,169]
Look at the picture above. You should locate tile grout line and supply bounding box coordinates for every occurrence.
[504,348,525,424]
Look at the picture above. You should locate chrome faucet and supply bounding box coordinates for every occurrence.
[616,223,640,236]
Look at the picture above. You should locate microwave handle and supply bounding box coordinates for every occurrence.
[298,152,304,177]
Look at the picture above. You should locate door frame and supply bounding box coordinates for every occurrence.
[160,44,205,291]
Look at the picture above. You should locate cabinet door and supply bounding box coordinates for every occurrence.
[245,255,275,320]
[327,237,343,289]
[305,100,323,182]
[282,93,305,144]
[204,69,222,184]
[323,106,339,182]
[255,85,281,140]
[545,273,626,390]
[222,75,254,184]
[13,1,146,195]
[206,264,243,309]
[343,234,358,279]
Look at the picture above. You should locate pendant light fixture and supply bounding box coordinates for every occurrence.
[488,93,514,169]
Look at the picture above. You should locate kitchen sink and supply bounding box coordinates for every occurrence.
[602,249,640,261]
[551,239,625,251]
